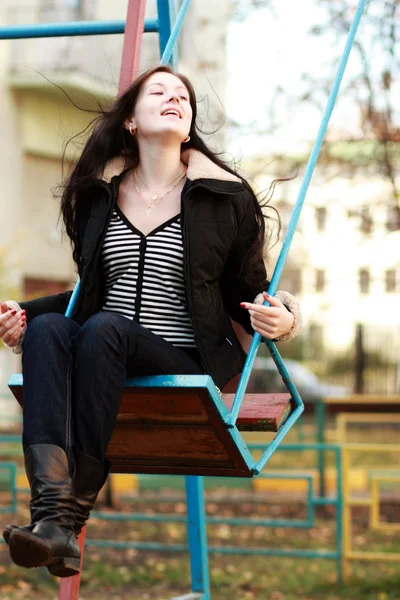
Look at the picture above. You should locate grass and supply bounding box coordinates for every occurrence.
[1,540,400,599]
[1,498,400,600]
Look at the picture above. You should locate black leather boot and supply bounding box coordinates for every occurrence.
[7,444,80,578]
[73,453,111,536]
[3,454,111,544]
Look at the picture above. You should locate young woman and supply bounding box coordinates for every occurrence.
[0,65,301,577]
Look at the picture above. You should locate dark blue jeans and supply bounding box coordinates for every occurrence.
[22,312,203,469]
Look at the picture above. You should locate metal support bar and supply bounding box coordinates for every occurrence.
[260,0,367,297]
[160,0,191,65]
[252,341,304,473]
[64,283,80,318]
[227,322,305,431]
[316,398,327,499]
[118,0,147,94]
[172,594,203,600]
[185,476,210,600]
[226,0,367,430]
[58,527,87,600]
[0,19,158,40]
[335,446,343,585]
[157,0,173,63]
[168,0,179,70]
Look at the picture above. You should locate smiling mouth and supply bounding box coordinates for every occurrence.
[161,110,181,118]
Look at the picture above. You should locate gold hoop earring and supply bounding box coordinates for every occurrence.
[183,135,190,143]
[129,125,137,136]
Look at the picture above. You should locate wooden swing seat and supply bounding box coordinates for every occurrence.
[8,374,293,478]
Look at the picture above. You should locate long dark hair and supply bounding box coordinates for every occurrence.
[60,65,280,279]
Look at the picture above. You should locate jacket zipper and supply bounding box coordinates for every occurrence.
[181,186,209,375]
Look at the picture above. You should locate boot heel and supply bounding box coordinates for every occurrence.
[9,529,51,568]
[47,556,81,578]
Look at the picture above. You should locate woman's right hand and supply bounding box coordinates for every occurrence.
[0,302,27,348]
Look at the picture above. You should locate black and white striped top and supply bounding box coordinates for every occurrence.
[101,206,196,347]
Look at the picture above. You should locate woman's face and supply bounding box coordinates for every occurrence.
[127,71,193,143]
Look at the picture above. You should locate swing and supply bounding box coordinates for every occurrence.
[5,0,367,480]
[2,0,367,597]
[9,373,293,477]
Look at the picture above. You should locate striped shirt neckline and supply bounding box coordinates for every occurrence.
[114,204,181,239]
[101,208,196,348]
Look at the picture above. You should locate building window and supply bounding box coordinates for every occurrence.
[315,269,325,293]
[385,269,397,293]
[359,269,370,294]
[386,205,400,232]
[360,206,372,234]
[315,207,327,232]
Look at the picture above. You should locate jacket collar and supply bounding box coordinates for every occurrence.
[100,148,243,194]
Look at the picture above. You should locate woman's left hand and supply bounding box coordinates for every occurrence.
[240,292,294,340]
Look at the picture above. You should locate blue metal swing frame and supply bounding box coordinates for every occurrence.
[3,0,367,597]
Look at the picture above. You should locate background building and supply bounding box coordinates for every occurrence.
[0,0,232,412]
[246,150,400,393]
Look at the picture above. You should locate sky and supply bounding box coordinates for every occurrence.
[225,0,362,156]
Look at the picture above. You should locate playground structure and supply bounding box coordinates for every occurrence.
[2,400,400,590]
[0,0,378,598]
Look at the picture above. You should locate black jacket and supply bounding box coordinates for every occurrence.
[20,154,270,390]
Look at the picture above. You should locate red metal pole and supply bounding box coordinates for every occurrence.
[59,4,145,598]
[58,527,87,600]
[118,0,147,95]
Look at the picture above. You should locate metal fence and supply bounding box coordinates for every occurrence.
[2,432,399,584]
